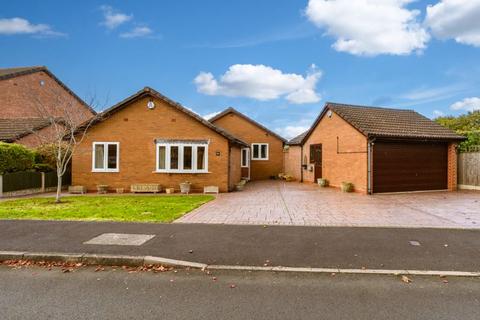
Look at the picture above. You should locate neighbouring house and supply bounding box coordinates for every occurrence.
[72,87,248,193]
[209,107,286,181]
[283,131,307,182]
[284,103,465,194]
[0,66,95,147]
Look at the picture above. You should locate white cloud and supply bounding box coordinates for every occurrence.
[426,0,480,47]
[194,64,322,104]
[401,84,466,101]
[203,111,221,120]
[433,109,445,117]
[305,0,429,56]
[276,125,310,140]
[0,17,64,36]
[450,97,480,112]
[100,5,133,30]
[120,26,153,38]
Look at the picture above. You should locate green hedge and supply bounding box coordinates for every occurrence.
[0,143,36,175]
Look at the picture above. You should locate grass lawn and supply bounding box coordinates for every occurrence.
[0,195,214,223]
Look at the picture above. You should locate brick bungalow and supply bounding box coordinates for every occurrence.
[284,103,465,194]
[209,107,286,180]
[0,66,95,147]
[72,87,247,193]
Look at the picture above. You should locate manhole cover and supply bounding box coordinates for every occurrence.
[84,233,155,246]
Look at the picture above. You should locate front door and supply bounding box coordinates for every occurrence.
[311,144,322,181]
[241,148,250,180]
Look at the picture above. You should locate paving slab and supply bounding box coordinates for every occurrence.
[176,180,480,228]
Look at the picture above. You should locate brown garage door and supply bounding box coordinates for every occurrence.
[373,141,448,193]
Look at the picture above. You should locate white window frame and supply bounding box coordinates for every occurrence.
[92,142,120,173]
[241,148,250,168]
[251,143,269,161]
[155,142,209,173]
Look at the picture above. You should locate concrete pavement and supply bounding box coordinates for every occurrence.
[1,266,479,320]
[1,220,479,271]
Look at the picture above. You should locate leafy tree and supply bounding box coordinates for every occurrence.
[435,111,480,152]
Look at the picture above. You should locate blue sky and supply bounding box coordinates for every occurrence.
[1,0,479,138]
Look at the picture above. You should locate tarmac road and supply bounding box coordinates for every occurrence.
[1,265,479,320]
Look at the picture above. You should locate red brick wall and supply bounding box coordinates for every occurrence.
[212,113,284,180]
[229,146,242,190]
[283,145,302,181]
[0,71,94,147]
[0,71,92,121]
[303,111,368,192]
[447,142,458,191]
[72,95,239,193]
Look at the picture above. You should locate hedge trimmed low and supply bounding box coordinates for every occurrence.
[0,142,36,174]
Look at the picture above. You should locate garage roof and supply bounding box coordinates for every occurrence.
[302,103,465,143]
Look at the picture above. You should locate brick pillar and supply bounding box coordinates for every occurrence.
[447,143,457,191]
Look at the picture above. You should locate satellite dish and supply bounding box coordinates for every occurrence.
[147,100,155,110]
[327,110,333,118]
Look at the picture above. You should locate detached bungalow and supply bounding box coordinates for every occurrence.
[284,103,465,194]
[72,87,247,193]
[209,107,286,181]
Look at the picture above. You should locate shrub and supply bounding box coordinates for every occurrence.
[0,142,36,174]
[317,178,329,187]
[34,144,63,170]
[341,182,354,193]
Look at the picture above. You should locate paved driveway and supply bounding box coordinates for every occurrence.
[176,180,480,228]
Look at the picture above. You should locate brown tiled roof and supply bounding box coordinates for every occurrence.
[0,65,96,115]
[89,87,248,147]
[287,131,308,145]
[301,102,465,144]
[0,118,51,141]
[209,107,287,143]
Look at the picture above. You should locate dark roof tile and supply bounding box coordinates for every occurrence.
[0,118,51,141]
[327,103,464,140]
[209,107,287,143]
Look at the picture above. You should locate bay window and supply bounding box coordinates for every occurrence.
[92,142,119,172]
[156,140,209,173]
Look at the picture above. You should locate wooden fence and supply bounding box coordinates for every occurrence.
[0,170,71,197]
[458,151,480,190]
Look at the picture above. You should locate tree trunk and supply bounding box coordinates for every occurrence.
[55,173,62,203]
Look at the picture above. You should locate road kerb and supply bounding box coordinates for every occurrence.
[1,251,479,277]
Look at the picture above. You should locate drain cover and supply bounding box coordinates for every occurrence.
[84,233,155,246]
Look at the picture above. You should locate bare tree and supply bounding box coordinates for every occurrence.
[19,80,101,203]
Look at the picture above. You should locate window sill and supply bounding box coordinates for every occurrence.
[251,158,269,161]
[92,169,119,173]
[153,170,210,174]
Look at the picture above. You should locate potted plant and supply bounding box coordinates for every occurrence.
[179,181,191,194]
[317,178,329,187]
[165,187,175,194]
[235,179,247,191]
[341,182,354,193]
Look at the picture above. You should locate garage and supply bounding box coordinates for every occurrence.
[372,141,448,193]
